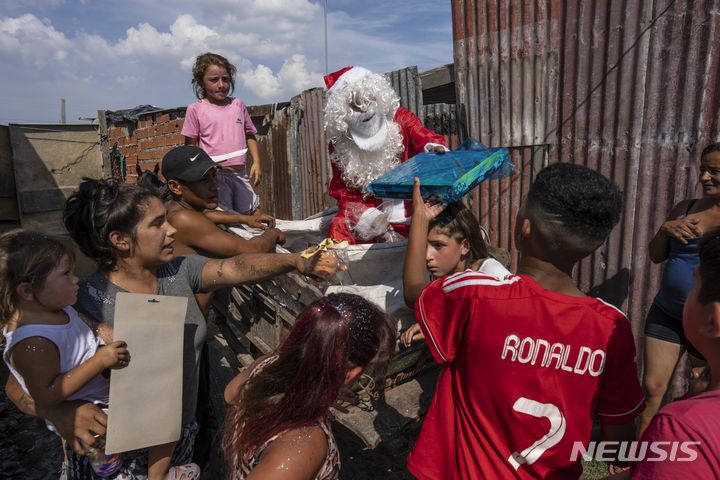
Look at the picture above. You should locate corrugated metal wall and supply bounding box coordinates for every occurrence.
[292,88,333,219]
[560,0,720,340]
[388,66,425,122]
[256,107,294,220]
[452,0,720,345]
[452,0,559,147]
[423,103,463,150]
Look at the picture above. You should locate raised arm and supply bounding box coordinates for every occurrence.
[247,136,263,186]
[403,178,445,307]
[9,337,127,407]
[200,250,339,291]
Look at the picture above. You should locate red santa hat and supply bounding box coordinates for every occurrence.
[324,66,372,94]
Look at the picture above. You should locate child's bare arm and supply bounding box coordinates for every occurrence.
[403,178,445,307]
[148,441,177,480]
[247,136,262,186]
[5,374,37,416]
[10,337,128,407]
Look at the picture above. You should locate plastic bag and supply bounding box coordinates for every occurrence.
[455,138,516,180]
[344,203,404,243]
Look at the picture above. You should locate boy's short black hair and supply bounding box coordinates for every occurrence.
[698,229,720,304]
[525,163,622,260]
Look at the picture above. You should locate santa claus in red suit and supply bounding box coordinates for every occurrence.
[323,66,448,244]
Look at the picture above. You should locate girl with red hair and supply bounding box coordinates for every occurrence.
[222,293,396,480]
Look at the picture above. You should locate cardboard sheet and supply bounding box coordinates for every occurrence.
[105,293,187,454]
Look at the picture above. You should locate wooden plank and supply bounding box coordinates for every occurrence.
[0,125,16,198]
[331,367,441,449]
[419,64,454,90]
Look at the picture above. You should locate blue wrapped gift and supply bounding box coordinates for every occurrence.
[365,146,513,203]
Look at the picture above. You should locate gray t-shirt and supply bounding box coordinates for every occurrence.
[75,255,209,425]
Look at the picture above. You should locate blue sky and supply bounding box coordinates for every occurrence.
[0,0,452,124]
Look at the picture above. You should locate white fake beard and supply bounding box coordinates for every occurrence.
[324,71,404,191]
[347,110,385,151]
[331,119,403,191]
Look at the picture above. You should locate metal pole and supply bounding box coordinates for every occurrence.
[60,98,66,124]
[324,0,328,74]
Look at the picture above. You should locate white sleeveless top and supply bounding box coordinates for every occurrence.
[476,257,511,278]
[3,306,110,407]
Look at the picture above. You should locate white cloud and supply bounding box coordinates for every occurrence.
[241,54,323,99]
[277,54,323,93]
[0,14,71,68]
[213,0,320,25]
[241,64,281,98]
[114,15,217,58]
[0,2,452,123]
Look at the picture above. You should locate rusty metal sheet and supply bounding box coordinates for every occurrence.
[423,103,462,149]
[470,145,546,273]
[292,88,333,219]
[452,0,560,147]
[452,0,720,354]
[387,66,424,122]
[270,108,293,219]
[555,0,720,341]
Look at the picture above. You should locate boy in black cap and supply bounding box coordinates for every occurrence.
[160,145,283,260]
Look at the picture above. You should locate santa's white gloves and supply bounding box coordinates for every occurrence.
[424,143,450,154]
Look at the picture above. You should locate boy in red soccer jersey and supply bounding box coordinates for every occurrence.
[406,163,645,479]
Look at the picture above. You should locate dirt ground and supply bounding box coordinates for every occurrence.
[0,364,65,479]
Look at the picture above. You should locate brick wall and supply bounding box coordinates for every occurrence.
[106,108,186,183]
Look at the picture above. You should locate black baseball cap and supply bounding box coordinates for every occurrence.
[161,146,216,182]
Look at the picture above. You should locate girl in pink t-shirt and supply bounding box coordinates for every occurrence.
[182,52,262,214]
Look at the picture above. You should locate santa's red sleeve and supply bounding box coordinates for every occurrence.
[328,162,383,242]
[395,107,447,160]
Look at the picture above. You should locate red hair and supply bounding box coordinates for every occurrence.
[222,293,395,471]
